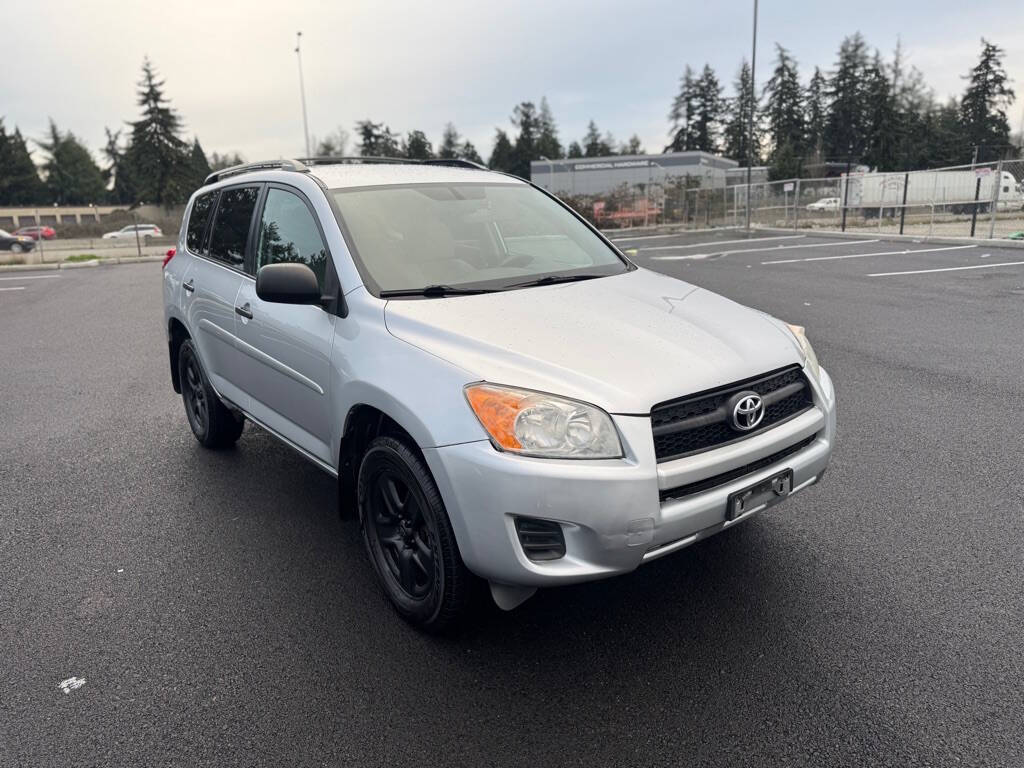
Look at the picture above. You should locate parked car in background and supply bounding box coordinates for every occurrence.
[0,229,38,253]
[806,197,840,211]
[102,224,163,240]
[13,225,57,241]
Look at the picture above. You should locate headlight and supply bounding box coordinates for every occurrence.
[465,384,623,459]
[785,323,821,382]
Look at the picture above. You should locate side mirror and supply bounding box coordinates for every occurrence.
[256,262,321,305]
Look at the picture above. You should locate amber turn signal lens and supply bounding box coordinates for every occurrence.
[464,385,524,450]
[464,383,623,459]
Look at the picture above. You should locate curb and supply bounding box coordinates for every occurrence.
[0,262,60,272]
[0,254,164,273]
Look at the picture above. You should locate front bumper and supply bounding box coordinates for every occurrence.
[424,366,836,588]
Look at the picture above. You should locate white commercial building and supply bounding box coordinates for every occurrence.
[529,151,737,197]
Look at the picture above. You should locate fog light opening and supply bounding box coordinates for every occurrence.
[514,517,566,562]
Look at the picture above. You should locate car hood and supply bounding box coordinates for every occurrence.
[383,268,804,414]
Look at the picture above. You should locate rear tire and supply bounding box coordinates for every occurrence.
[357,435,471,632]
[178,339,244,449]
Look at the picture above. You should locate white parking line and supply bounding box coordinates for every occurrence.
[0,274,61,281]
[611,233,695,242]
[763,244,977,265]
[0,286,26,291]
[652,239,878,261]
[868,261,1024,277]
[639,234,806,251]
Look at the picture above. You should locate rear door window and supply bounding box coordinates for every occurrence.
[186,192,217,254]
[208,186,260,268]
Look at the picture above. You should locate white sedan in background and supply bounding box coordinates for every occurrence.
[806,197,840,211]
[102,224,163,240]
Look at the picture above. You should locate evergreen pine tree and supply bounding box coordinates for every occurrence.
[619,135,644,154]
[960,39,1015,162]
[488,129,515,171]
[38,120,108,205]
[121,58,193,204]
[190,138,211,189]
[314,127,349,157]
[824,33,870,164]
[722,60,760,167]
[762,45,805,178]
[931,99,969,167]
[691,64,724,153]
[582,120,614,157]
[667,65,700,152]
[438,123,461,158]
[804,67,828,165]
[862,52,899,170]
[509,101,539,178]
[0,122,46,205]
[402,130,434,160]
[567,141,583,158]
[355,120,401,157]
[536,97,564,159]
[459,141,483,164]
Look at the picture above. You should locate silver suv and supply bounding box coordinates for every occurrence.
[162,158,836,630]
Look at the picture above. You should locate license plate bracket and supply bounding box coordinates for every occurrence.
[725,469,793,522]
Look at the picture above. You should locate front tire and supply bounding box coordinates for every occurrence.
[358,436,471,631]
[10,243,23,254]
[178,339,244,449]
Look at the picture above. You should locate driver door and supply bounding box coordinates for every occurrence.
[233,185,337,464]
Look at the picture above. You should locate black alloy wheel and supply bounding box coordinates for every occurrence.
[177,339,244,449]
[182,352,209,437]
[369,469,436,599]
[358,436,472,631]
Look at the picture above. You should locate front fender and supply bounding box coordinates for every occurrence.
[328,292,488,468]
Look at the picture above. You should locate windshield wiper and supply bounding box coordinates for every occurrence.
[379,284,497,298]
[502,273,606,290]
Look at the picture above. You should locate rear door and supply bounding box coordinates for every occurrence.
[185,184,261,409]
[233,184,337,463]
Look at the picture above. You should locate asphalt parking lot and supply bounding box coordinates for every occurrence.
[2,232,1023,767]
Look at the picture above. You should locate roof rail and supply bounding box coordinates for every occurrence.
[298,156,489,171]
[422,158,489,171]
[204,158,309,185]
[297,156,408,166]
[203,155,490,186]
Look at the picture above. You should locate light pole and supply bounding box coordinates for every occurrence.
[295,31,311,158]
[133,203,144,258]
[35,207,43,262]
[744,0,758,232]
[539,155,555,192]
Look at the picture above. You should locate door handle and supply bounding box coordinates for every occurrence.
[183,278,195,293]
[235,302,253,319]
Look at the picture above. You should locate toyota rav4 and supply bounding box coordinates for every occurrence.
[162,158,836,631]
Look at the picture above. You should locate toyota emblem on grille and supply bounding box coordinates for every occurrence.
[730,391,765,431]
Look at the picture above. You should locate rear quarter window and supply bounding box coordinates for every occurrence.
[207,186,260,268]
[186,192,217,254]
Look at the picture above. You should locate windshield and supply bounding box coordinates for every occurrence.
[331,182,630,295]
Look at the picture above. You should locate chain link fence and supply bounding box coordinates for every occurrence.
[577,160,1024,241]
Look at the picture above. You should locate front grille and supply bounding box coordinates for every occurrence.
[659,434,817,502]
[651,365,814,462]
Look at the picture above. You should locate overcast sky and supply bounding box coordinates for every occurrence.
[4,0,1022,165]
